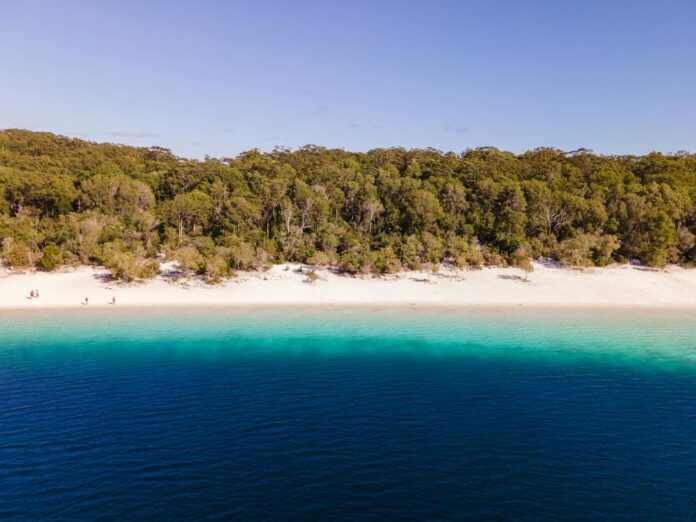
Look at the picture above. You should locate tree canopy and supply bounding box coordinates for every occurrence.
[1,129,695,280]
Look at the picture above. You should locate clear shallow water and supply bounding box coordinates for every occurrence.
[1,307,695,520]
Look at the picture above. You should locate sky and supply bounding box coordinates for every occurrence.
[1,0,695,158]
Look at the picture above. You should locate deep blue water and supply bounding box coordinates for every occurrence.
[1,307,695,520]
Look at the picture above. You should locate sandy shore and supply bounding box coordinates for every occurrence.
[1,262,696,309]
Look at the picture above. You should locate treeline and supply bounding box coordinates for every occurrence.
[1,129,695,281]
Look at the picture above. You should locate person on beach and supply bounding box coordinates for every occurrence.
[85,297,89,305]
[112,296,116,305]
[30,290,34,298]
[35,289,39,298]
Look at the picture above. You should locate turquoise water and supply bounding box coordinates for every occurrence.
[1,307,695,519]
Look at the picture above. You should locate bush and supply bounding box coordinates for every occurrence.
[338,251,364,274]
[204,254,229,283]
[37,243,63,271]
[173,246,204,275]
[104,250,159,282]
[448,236,483,269]
[512,247,534,281]
[421,232,444,264]
[555,235,593,267]
[400,235,422,270]
[592,235,620,266]
[481,245,505,267]
[3,238,33,268]
[371,246,401,274]
[556,233,620,268]
[229,241,257,270]
[307,251,330,267]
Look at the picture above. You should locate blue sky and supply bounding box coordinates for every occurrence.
[1,0,695,158]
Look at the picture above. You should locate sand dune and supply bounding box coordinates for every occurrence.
[1,262,696,309]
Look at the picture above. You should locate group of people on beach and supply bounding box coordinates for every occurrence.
[27,290,113,305]
[82,296,116,305]
[27,290,116,305]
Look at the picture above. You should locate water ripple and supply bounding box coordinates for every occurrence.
[0,308,695,520]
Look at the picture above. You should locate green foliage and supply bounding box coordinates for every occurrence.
[400,235,422,270]
[37,243,62,271]
[227,239,257,271]
[2,237,33,268]
[512,247,534,280]
[160,191,212,245]
[556,235,596,268]
[338,251,365,275]
[101,241,159,282]
[556,233,621,268]
[447,236,484,269]
[592,235,621,266]
[203,252,230,283]
[1,129,696,279]
[307,250,330,266]
[172,246,205,275]
[371,246,402,274]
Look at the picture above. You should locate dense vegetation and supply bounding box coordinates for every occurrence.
[1,129,695,281]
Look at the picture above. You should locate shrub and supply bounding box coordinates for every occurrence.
[555,235,594,267]
[307,251,330,267]
[556,233,620,268]
[3,238,33,268]
[37,243,63,271]
[371,246,401,274]
[104,250,159,282]
[204,254,229,283]
[400,235,422,270]
[448,236,483,269]
[173,246,204,275]
[338,251,363,274]
[512,247,534,281]
[305,270,320,283]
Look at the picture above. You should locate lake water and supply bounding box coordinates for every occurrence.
[1,307,695,520]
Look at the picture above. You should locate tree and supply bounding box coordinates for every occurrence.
[80,174,155,219]
[643,211,677,267]
[160,191,212,245]
[494,184,527,253]
[2,128,696,276]
[362,199,384,235]
[4,172,77,217]
[403,189,443,233]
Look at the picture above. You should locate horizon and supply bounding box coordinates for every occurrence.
[1,1,695,159]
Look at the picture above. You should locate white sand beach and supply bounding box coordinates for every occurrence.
[1,262,696,309]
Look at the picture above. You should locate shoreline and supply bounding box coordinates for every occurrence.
[1,262,696,310]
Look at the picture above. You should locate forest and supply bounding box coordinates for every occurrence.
[1,129,695,281]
